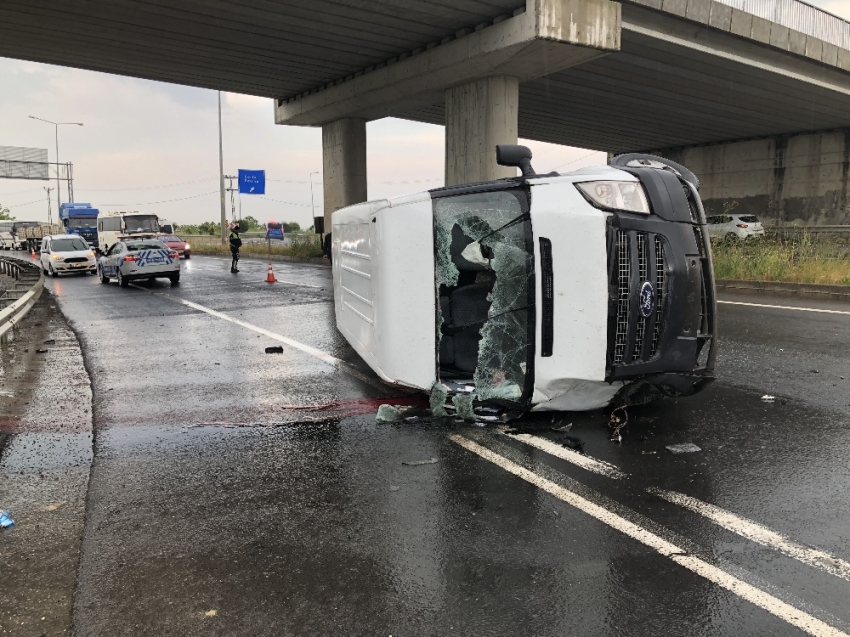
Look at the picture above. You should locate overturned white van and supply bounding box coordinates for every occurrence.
[331,147,716,412]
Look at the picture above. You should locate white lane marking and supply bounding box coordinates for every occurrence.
[652,489,850,583]
[506,433,627,479]
[129,285,387,391]
[719,300,850,316]
[273,279,324,289]
[449,434,849,637]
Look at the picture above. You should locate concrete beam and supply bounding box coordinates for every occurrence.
[445,76,519,185]
[322,119,367,229]
[275,0,620,127]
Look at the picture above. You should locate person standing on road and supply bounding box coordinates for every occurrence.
[322,231,332,266]
[229,222,242,273]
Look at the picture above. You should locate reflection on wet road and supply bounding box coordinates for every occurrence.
[2,255,849,637]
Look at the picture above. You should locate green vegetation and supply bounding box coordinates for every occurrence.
[177,216,303,235]
[711,234,850,285]
[188,233,323,259]
[0,204,13,220]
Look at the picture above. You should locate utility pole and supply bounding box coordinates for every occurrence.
[309,171,319,232]
[225,174,237,224]
[44,187,53,225]
[218,91,227,245]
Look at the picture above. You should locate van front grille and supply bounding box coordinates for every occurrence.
[612,229,667,365]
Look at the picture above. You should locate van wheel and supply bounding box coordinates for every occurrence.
[98,266,109,284]
[117,270,129,288]
[169,273,180,286]
[49,265,59,278]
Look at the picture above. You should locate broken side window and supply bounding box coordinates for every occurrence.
[433,189,534,404]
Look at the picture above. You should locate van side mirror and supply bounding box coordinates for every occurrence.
[496,145,535,177]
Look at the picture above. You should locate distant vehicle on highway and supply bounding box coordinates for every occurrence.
[39,234,97,277]
[159,219,175,234]
[332,147,717,414]
[0,221,39,250]
[0,231,14,250]
[97,238,181,287]
[705,213,765,240]
[157,234,191,258]
[60,202,100,247]
[96,211,161,252]
[22,223,63,253]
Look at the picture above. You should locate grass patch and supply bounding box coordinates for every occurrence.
[189,234,324,259]
[711,234,850,285]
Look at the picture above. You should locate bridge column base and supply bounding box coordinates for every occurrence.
[322,118,367,231]
[445,76,519,187]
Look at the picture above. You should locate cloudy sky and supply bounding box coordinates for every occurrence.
[0,0,846,227]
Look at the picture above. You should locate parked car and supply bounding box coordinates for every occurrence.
[705,214,765,240]
[157,234,191,258]
[97,239,181,287]
[331,147,716,414]
[39,234,97,277]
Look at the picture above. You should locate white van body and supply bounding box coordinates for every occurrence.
[97,211,160,252]
[332,156,717,413]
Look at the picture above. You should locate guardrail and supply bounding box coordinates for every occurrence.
[0,256,45,339]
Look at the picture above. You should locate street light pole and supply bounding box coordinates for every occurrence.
[309,171,319,229]
[28,116,83,219]
[218,91,227,245]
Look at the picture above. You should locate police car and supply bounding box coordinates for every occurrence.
[97,238,181,287]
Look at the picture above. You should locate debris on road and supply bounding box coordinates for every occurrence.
[761,395,776,402]
[376,404,402,423]
[264,346,284,354]
[429,382,449,417]
[452,393,475,421]
[204,610,217,617]
[35,348,48,354]
[402,457,438,466]
[43,339,55,344]
[0,510,15,529]
[608,406,628,442]
[666,443,702,454]
[45,502,67,512]
[552,422,573,432]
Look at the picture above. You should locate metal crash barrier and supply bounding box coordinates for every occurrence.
[0,256,44,339]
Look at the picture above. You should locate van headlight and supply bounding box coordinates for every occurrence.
[576,181,650,214]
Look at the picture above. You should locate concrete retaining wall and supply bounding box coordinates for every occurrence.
[657,130,850,226]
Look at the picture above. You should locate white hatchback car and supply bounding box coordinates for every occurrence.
[40,235,97,277]
[705,214,765,240]
[97,238,181,287]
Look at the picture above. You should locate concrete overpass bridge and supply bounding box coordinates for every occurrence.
[3,0,850,225]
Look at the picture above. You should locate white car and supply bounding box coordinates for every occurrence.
[97,239,181,287]
[40,235,97,277]
[0,231,14,250]
[705,214,765,240]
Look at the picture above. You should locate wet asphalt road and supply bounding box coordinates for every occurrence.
[2,254,850,637]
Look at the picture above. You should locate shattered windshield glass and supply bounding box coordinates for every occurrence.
[434,189,533,404]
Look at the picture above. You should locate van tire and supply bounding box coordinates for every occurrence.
[169,273,180,286]
[49,265,59,278]
[118,271,129,288]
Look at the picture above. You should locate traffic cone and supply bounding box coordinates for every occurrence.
[265,262,277,283]
[31,248,37,259]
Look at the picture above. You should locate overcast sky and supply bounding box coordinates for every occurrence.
[1,0,847,227]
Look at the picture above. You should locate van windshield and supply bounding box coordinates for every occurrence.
[123,215,159,233]
[434,189,533,403]
[51,238,89,252]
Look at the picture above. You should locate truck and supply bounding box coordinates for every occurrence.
[331,147,716,415]
[96,211,160,252]
[59,203,99,247]
[158,218,175,234]
[0,221,40,250]
[22,223,63,253]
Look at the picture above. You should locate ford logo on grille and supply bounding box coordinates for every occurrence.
[639,281,655,318]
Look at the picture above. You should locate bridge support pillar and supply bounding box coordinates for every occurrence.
[322,118,367,230]
[445,76,519,186]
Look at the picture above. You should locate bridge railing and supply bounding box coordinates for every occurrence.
[0,256,44,339]
[714,0,850,49]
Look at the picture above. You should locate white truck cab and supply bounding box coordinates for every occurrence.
[332,147,717,413]
[96,211,160,252]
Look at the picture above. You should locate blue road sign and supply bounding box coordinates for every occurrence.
[238,169,265,194]
[266,222,284,240]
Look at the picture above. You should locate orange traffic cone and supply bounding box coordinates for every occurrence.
[265,262,277,283]
[31,248,37,259]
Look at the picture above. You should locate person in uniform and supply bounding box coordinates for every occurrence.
[229,222,242,273]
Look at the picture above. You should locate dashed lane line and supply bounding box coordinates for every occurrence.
[129,284,388,391]
[652,489,850,583]
[450,434,849,637]
[718,300,850,315]
[505,433,626,479]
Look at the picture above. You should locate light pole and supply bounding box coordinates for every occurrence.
[29,116,83,218]
[309,171,319,230]
[218,91,227,245]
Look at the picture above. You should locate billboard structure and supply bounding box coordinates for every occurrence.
[0,145,49,180]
